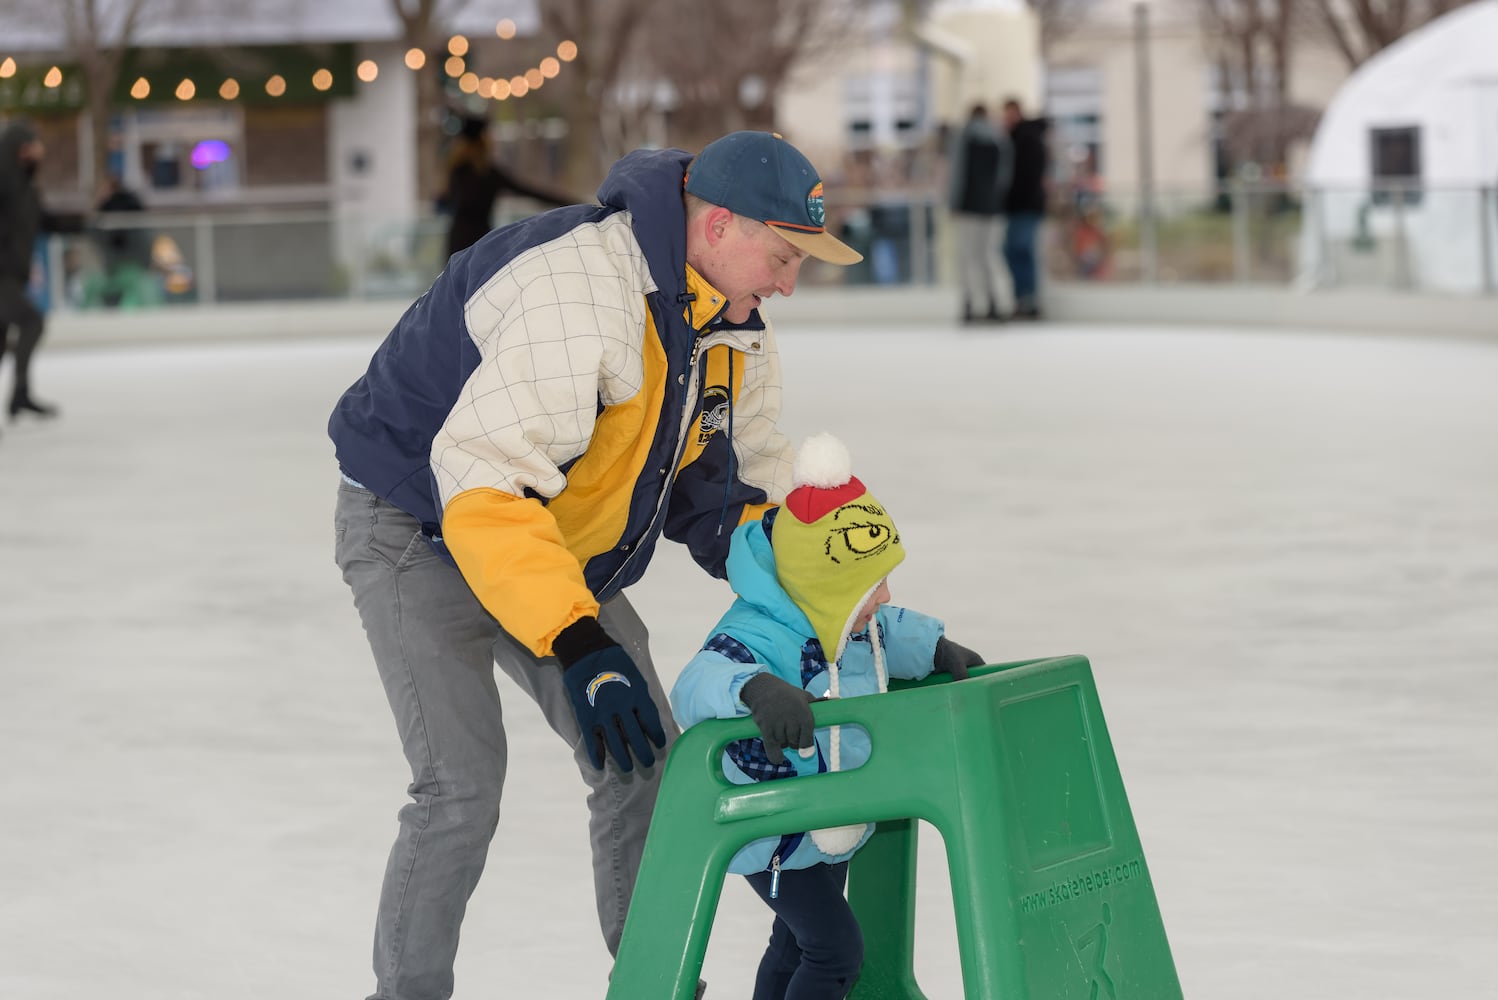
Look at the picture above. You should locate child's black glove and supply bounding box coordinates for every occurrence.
[739,672,816,766]
[932,635,985,681]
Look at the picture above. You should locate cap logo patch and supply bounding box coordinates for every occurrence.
[806,182,826,229]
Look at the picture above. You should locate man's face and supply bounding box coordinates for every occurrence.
[697,214,808,324]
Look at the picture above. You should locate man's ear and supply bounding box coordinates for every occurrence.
[702,206,735,247]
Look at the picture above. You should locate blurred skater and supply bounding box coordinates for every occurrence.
[441,117,574,259]
[947,103,1013,325]
[0,120,81,421]
[1001,99,1050,320]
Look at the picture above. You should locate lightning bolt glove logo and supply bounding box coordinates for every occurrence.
[586,671,631,706]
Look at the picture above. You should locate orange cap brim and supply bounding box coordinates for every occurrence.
[769,225,864,265]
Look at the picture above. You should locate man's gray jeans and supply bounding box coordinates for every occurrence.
[334,481,680,1000]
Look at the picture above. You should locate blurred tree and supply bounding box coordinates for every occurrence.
[9,0,270,192]
[391,0,473,206]
[1309,0,1484,69]
[1196,0,1314,173]
[1025,0,1099,53]
[635,0,862,157]
[537,0,655,196]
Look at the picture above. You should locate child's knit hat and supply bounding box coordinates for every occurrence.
[772,433,905,667]
[772,433,905,858]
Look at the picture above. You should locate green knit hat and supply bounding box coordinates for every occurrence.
[772,433,905,662]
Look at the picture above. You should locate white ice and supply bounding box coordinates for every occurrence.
[1,321,1495,999]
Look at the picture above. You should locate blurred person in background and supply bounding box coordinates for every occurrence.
[946,103,1013,325]
[328,130,863,1000]
[0,119,81,422]
[87,173,159,309]
[441,116,575,260]
[1001,98,1051,320]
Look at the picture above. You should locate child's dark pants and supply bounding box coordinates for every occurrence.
[744,861,863,1000]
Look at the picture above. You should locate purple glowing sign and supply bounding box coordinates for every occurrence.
[190,140,231,170]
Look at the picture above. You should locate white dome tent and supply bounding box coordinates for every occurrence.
[1299,0,1498,294]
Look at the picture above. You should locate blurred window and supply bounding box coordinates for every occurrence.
[1047,66,1103,188]
[1371,126,1422,205]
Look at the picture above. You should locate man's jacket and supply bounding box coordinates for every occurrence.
[329,148,794,656]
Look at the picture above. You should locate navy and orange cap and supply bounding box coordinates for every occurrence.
[684,131,863,266]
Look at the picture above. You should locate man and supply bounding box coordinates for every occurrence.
[1001,98,1051,319]
[328,130,861,1000]
[946,103,1013,325]
[0,119,73,421]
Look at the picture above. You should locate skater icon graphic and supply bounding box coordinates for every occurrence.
[1074,902,1117,999]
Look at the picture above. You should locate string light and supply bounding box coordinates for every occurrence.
[458,72,479,94]
[312,68,333,91]
[265,74,286,97]
[404,48,426,70]
[524,67,543,89]
[539,57,560,79]
[557,40,578,62]
[448,35,469,56]
[130,77,151,99]
[175,78,196,100]
[357,60,379,82]
[496,19,516,40]
[444,55,465,77]
[0,58,16,78]
[220,78,240,100]
[43,66,63,87]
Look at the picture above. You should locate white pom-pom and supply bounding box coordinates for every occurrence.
[811,823,870,857]
[791,433,852,489]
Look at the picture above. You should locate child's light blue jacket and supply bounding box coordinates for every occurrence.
[669,515,945,875]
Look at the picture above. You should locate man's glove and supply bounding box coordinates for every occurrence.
[932,635,985,681]
[739,672,817,766]
[553,617,667,772]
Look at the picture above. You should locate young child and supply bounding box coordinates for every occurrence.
[669,433,985,1000]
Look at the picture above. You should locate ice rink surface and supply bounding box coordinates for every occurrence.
[2,320,1495,999]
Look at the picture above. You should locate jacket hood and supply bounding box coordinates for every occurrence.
[596,146,693,306]
[723,515,819,643]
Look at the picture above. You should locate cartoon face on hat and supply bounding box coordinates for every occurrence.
[684,131,862,266]
[772,433,904,661]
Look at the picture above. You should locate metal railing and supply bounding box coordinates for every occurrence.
[40,182,1497,313]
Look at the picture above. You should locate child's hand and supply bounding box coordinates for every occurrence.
[739,673,816,765]
[932,636,985,681]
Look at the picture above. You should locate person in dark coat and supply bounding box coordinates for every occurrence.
[0,119,80,421]
[946,103,1013,324]
[442,117,574,259]
[1001,99,1051,319]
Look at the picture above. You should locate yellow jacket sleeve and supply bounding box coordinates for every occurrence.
[442,487,600,657]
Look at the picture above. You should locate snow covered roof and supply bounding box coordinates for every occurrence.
[0,0,538,52]
[1305,0,1498,186]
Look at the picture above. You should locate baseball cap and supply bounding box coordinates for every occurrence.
[684,131,863,265]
